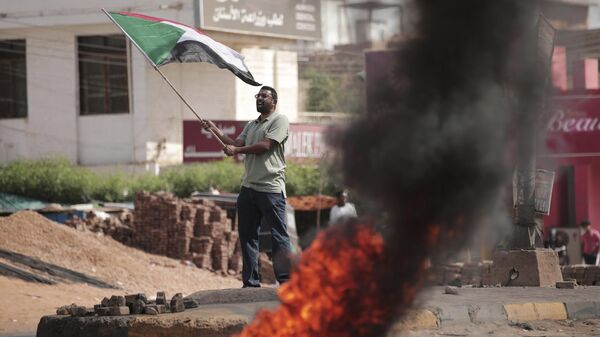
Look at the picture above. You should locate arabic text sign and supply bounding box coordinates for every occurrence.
[200,0,321,40]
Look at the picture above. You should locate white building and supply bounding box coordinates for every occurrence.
[0,0,309,168]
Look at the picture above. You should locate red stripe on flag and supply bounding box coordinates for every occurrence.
[116,12,207,36]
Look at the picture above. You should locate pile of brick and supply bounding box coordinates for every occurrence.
[56,291,194,317]
[561,265,600,285]
[64,211,134,245]
[132,192,242,275]
[430,262,600,287]
[428,261,493,287]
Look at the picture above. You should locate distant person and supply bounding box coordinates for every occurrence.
[329,190,357,225]
[581,220,600,265]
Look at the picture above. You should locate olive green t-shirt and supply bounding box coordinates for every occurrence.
[236,113,289,196]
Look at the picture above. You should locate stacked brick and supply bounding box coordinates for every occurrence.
[428,261,493,287]
[56,291,195,317]
[561,265,600,286]
[64,211,134,245]
[133,192,242,274]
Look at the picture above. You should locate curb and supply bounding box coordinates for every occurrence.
[398,300,600,329]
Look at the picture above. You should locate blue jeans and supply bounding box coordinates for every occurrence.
[237,186,291,287]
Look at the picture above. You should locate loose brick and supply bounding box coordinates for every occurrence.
[170,293,185,313]
[108,295,126,307]
[144,305,158,315]
[556,281,576,289]
[109,306,130,316]
[156,291,167,305]
[94,307,111,316]
[70,305,88,317]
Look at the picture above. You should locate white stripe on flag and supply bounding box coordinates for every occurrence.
[162,21,249,72]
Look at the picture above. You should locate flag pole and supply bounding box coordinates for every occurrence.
[101,8,226,148]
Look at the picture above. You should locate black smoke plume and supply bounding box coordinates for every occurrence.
[336,0,547,334]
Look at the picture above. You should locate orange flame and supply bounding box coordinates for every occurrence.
[235,223,400,337]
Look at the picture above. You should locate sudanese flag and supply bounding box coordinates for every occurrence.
[104,10,261,86]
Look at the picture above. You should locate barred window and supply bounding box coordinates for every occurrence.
[78,35,129,115]
[0,39,27,119]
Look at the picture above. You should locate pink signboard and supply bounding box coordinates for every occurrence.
[546,92,600,157]
[183,120,327,162]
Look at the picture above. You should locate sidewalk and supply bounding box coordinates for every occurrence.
[395,286,600,330]
[36,286,600,337]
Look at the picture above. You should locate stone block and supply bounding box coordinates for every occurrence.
[108,295,126,307]
[259,253,276,284]
[108,306,130,316]
[70,305,88,317]
[56,305,70,315]
[144,304,166,315]
[534,302,567,320]
[431,304,471,326]
[504,303,537,321]
[491,249,563,287]
[583,266,599,285]
[556,281,576,289]
[125,293,148,304]
[170,293,185,313]
[100,297,110,307]
[156,291,167,305]
[144,305,158,315]
[469,304,507,323]
[565,301,599,320]
[129,299,146,315]
[184,298,199,309]
[94,307,111,316]
[389,309,438,331]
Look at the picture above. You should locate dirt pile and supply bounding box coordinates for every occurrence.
[0,210,242,335]
[0,211,240,294]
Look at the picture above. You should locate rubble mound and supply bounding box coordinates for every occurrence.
[0,211,240,295]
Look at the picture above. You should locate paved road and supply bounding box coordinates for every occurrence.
[398,318,600,337]
[416,286,600,307]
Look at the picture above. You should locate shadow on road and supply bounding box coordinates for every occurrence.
[0,248,116,288]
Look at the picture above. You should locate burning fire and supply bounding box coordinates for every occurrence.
[235,223,428,337]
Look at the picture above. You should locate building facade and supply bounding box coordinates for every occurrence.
[0,0,315,167]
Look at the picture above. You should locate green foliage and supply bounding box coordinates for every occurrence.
[305,68,337,112]
[286,162,336,197]
[302,67,365,114]
[161,158,244,197]
[0,157,95,204]
[0,157,337,204]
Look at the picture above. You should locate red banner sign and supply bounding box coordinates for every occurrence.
[183,120,328,162]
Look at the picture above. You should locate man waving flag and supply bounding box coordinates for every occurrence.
[104,10,261,86]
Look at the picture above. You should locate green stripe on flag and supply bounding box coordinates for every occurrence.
[110,13,184,66]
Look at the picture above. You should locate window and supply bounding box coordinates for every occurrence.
[0,39,27,119]
[78,35,129,115]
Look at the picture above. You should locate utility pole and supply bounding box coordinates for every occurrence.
[508,12,555,249]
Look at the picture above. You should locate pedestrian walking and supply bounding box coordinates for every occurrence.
[581,220,600,265]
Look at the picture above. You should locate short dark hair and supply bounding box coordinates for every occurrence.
[260,86,278,103]
[335,190,347,198]
[581,220,592,228]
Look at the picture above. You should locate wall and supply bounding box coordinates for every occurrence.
[0,1,300,166]
[0,26,79,163]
